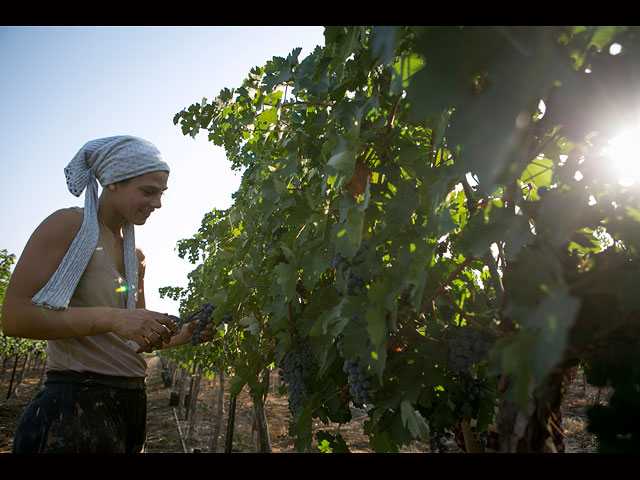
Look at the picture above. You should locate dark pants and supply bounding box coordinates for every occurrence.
[12,370,147,453]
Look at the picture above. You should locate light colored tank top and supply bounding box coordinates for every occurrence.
[45,210,147,378]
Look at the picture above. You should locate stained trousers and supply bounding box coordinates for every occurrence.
[12,370,147,453]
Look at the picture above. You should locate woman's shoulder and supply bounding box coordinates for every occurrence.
[45,206,84,223]
[13,208,86,286]
[34,208,84,242]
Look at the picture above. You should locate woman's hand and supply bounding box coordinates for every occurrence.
[111,308,179,353]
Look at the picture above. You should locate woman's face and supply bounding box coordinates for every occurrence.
[112,171,169,225]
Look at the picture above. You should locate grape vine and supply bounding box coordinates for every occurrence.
[165,26,640,453]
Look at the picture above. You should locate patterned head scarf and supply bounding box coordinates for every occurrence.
[31,135,170,310]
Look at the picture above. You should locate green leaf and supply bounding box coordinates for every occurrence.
[229,373,247,398]
[385,178,419,228]
[365,306,385,355]
[526,289,581,380]
[492,289,581,408]
[327,140,356,177]
[520,155,554,188]
[400,400,430,441]
[256,107,277,130]
[502,244,563,309]
[273,261,297,301]
[365,424,399,453]
[330,205,365,260]
[457,205,534,260]
[408,26,499,116]
[391,52,425,96]
[408,26,573,193]
[535,188,592,248]
[315,431,350,453]
[618,268,640,315]
[370,26,399,65]
[300,245,327,291]
[289,405,314,452]
[489,329,536,409]
[239,315,260,337]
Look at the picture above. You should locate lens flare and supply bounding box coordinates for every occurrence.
[603,126,640,187]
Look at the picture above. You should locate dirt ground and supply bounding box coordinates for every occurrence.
[1,354,606,454]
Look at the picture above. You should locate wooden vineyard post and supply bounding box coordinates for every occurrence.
[224,395,237,453]
[254,400,272,453]
[209,369,226,453]
[5,355,19,399]
[186,365,201,444]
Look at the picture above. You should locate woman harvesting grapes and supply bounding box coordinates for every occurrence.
[1,135,214,452]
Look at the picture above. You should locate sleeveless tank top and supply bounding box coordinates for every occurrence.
[45,208,147,378]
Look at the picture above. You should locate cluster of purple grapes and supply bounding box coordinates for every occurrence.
[336,330,375,406]
[346,273,366,296]
[469,425,492,447]
[344,357,374,405]
[278,339,318,415]
[189,303,214,345]
[461,374,485,402]
[332,240,370,296]
[429,430,455,453]
[448,327,492,375]
[172,302,232,346]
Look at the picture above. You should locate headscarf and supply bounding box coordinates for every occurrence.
[31,135,170,311]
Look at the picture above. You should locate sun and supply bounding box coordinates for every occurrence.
[602,124,640,187]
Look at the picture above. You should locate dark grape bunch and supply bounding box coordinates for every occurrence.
[462,375,485,402]
[345,357,374,405]
[332,240,370,296]
[334,316,362,359]
[448,327,492,375]
[336,333,375,405]
[429,430,455,453]
[170,302,232,346]
[189,323,208,345]
[332,251,350,271]
[190,309,232,345]
[469,425,494,448]
[347,273,366,295]
[354,239,370,261]
[278,339,318,415]
[190,302,215,345]
[221,310,233,323]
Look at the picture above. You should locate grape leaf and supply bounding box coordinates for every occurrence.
[400,400,430,441]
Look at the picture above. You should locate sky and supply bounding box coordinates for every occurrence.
[0,25,326,315]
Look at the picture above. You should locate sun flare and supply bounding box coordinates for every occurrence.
[603,125,640,187]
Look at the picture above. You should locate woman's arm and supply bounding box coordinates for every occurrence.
[1,209,177,350]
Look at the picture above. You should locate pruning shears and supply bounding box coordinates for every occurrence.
[166,302,219,332]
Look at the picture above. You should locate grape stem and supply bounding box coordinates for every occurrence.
[418,257,474,316]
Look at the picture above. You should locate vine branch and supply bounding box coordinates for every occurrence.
[418,257,474,316]
[426,270,487,334]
